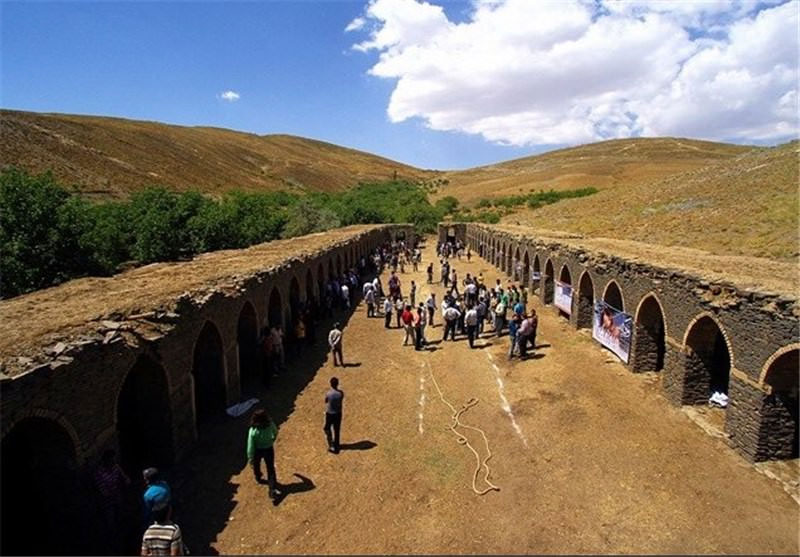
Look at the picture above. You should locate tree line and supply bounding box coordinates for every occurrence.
[0,168,448,298]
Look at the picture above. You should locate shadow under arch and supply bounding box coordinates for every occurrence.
[543,258,554,305]
[2,416,89,555]
[760,346,799,459]
[576,270,594,330]
[631,294,666,372]
[192,320,227,427]
[682,313,732,404]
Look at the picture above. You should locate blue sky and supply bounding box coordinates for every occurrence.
[2,1,797,170]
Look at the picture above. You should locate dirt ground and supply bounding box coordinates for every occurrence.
[174,236,799,555]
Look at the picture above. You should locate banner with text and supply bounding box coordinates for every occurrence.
[592,301,633,363]
[554,280,573,315]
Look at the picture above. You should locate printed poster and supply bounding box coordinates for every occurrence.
[554,280,573,315]
[592,301,633,363]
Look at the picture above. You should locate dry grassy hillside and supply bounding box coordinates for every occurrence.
[501,141,800,260]
[0,110,435,198]
[437,138,752,203]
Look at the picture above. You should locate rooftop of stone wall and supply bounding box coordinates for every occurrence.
[482,224,798,300]
[0,224,390,378]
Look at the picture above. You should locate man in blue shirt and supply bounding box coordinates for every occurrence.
[142,467,171,528]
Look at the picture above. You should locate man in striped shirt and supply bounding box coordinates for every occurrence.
[141,505,184,556]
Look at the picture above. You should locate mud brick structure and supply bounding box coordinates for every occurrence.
[440,223,799,463]
[0,224,412,554]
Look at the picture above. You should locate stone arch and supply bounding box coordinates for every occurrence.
[327,258,334,284]
[576,270,594,329]
[317,262,326,301]
[513,246,521,281]
[759,346,799,459]
[603,280,625,312]
[522,250,530,286]
[237,301,260,391]
[631,294,666,372]
[543,258,555,305]
[336,253,343,276]
[305,268,316,306]
[268,286,283,329]
[289,275,301,328]
[192,321,227,425]
[557,264,572,318]
[532,254,541,294]
[682,313,732,402]
[2,416,87,554]
[116,354,174,477]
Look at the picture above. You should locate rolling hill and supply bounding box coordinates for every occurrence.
[0,110,435,199]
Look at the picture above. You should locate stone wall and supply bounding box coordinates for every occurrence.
[462,223,798,462]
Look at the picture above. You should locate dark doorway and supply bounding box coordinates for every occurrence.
[237,302,259,391]
[762,349,799,459]
[522,251,530,287]
[604,281,624,312]
[117,355,174,477]
[2,418,87,555]
[532,255,541,295]
[192,321,227,425]
[632,295,666,372]
[268,287,283,330]
[306,269,316,307]
[685,316,731,403]
[577,271,594,329]
[558,265,572,319]
[543,259,554,305]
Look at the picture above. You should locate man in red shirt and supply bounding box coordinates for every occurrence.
[401,304,414,345]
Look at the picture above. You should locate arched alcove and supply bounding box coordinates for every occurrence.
[632,295,666,372]
[761,349,799,459]
[684,315,731,403]
[117,355,174,477]
[557,265,572,318]
[522,250,530,286]
[532,255,541,294]
[289,276,301,329]
[336,253,343,276]
[192,321,227,425]
[305,268,316,306]
[2,417,86,555]
[577,271,594,329]
[237,302,260,391]
[543,259,555,305]
[603,281,624,312]
[268,287,283,329]
[513,247,521,281]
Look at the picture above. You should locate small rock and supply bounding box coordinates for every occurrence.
[52,342,67,356]
[101,320,123,330]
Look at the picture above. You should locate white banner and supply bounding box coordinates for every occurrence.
[592,301,633,363]
[554,280,573,315]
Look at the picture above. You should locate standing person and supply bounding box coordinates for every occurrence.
[328,322,344,367]
[450,269,460,297]
[519,310,538,359]
[416,303,428,348]
[410,280,417,307]
[443,304,461,341]
[465,304,478,348]
[341,282,350,310]
[94,449,130,553]
[383,297,393,329]
[476,296,487,335]
[395,297,404,328]
[425,292,436,327]
[402,304,414,346]
[141,505,184,556]
[467,248,472,262]
[426,262,434,284]
[142,468,171,531]
[508,313,521,359]
[324,377,344,454]
[494,297,506,337]
[365,287,376,317]
[247,409,281,500]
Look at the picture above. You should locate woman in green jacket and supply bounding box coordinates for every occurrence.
[247,409,280,500]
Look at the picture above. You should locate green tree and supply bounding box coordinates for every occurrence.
[281,198,341,238]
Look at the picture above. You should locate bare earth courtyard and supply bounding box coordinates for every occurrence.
[175,236,798,555]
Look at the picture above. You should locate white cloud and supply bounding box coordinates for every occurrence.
[219,90,241,102]
[347,0,799,146]
[345,16,366,32]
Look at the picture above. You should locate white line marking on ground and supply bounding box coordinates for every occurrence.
[418,364,426,434]
[487,355,528,447]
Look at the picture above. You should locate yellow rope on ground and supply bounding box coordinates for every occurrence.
[426,362,500,495]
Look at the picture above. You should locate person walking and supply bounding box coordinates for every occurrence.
[247,409,281,500]
[416,303,428,348]
[365,287,376,317]
[142,467,171,531]
[410,280,417,307]
[383,297,393,328]
[427,262,434,284]
[141,504,184,556]
[94,449,130,553]
[508,313,521,359]
[395,297,404,328]
[324,377,344,454]
[465,304,478,348]
[328,322,344,366]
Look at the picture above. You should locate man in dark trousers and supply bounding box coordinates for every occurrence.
[324,377,344,453]
[328,322,344,366]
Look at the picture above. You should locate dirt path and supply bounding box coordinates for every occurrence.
[177,236,798,554]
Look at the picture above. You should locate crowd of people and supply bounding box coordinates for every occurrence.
[105,235,542,555]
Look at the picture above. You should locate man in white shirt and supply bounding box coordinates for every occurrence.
[443,304,461,341]
[328,323,344,366]
[465,305,478,348]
